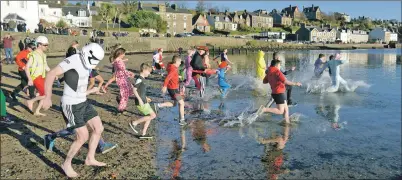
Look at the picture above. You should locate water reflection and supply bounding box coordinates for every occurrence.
[169,127,186,180]
[315,93,345,130]
[258,124,290,180]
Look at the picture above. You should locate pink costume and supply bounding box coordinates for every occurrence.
[114,59,133,111]
[184,55,193,86]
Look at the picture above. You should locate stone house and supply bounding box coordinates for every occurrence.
[192,14,210,33]
[303,4,322,20]
[206,13,238,31]
[270,9,292,27]
[247,10,273,28]
[139,2,193,35]
[296,23,337,42]
[230,11,251,27]
[280,5,303,20]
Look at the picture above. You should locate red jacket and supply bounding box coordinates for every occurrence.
[163,64,179,89]
[263,66,286,94]
[3,37,14,48]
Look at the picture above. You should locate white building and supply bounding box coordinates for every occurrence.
[369,27,398,43]
[337,28,368,43]
[39,2,63,24]
[62,5,92,28]
[1,1,39,32]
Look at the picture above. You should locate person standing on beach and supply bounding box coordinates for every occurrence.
[25,36,51,116]
[42,43,108,178]
[3,33,15,65]
[10,43,36,101]
[0,62,14,124]
[260,60,302,124]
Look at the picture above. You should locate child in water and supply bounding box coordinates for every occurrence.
[216,61,231,98]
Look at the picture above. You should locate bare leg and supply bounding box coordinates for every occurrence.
[26,95,45,113]
[262,104,285,115]
[62,126,89,178]
[85,116,106,166]
[95,75,104,94]
[88,78,96,91]
[34,98,46,116]
[159,102,174,108]
[103,75,116,93]
[132,112,156,136]
[283,101,290,124]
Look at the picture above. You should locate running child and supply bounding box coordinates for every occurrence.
[101,43,122,93]
[11,43,36,101]
[113,48,135,113]
[129,63,157,139]
[152,48,166,75]
[184,48,195,86]
[260,60,302,124]
[161,55,187,125]
[213,49,233,69]
[216,61,231,98]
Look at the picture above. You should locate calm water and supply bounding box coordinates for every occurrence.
[155,49,401,179]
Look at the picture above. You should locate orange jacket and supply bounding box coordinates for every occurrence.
[163,64,179,89]
[15,50,30,71]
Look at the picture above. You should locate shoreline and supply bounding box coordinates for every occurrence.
[1,32,400,58]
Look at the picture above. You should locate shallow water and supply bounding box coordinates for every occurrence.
[155,49,401,179]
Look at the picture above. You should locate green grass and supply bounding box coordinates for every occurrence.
[99,27,139,32]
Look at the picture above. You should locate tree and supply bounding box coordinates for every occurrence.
[195,0,206,13]
[76,2,81,6]
[127,11,167,33]
[8,21,16,30]
[56,19,68,28]
[99,3,116,30]
[60,0,67,6]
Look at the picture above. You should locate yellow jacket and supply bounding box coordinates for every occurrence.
[256,50,266,80]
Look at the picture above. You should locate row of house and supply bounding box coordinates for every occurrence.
[294,23,398,43]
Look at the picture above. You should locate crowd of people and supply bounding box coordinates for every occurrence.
[0,31,354,177]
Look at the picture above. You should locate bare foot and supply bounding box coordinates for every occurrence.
[26,100,34,112]
[85,159,106,167]
[61,163,79,178]
[101,86,107,93]
[95,92,104,95]
[34,112,47,116]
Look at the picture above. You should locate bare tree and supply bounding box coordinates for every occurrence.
[195,0,206,13]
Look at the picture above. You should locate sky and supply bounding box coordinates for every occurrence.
[73,1,402,21]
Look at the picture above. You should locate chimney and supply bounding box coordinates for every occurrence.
[87,1,90,11]
[312,4,314,8]
[158,3,166,12]
[289,5,291,8]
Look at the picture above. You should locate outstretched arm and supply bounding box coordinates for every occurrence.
[43,66,64,110]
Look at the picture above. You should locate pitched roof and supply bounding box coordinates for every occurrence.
[3,13,25,21]
[192,14,209,26]
[281,6,298,14]
[303,6,320,13]
[62,6,91,17]
[140,3,192,14]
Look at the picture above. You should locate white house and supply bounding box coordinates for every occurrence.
[39,2,63,24]
[62,4,92,28]
[1,1,39,32]
[369,27,398,43]
[337,28,368,43]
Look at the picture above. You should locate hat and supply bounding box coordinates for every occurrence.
[36,36,49,44]
[219,61,228,69]
[197,46,208,51]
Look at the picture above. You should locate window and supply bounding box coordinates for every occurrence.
[78,10,86,17]
[53,11,57,15]
[173,14,176,20]
[183,23,186,28]
[6,1,10,6]
[167,14,170,19]
[183,15,187,20]
[173,22,176,26]
[20,1,25,8]
[216,17,219,21]
[167,23,170,28]
[41,8,45,15]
